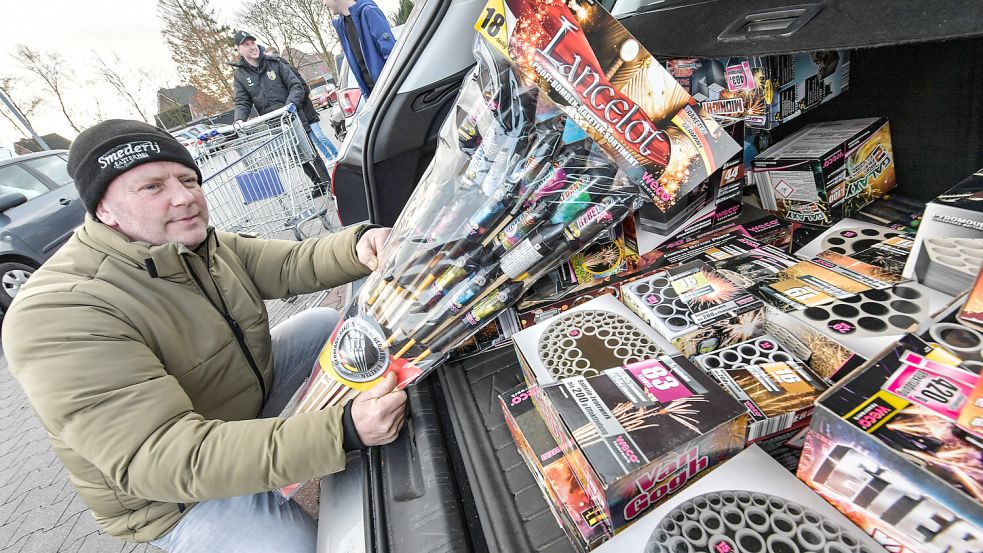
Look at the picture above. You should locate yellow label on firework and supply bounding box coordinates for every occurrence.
[844,390,909,433]
[475,0,511,59]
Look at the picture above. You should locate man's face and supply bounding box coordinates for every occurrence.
[96,161,209,248]
[237,38,260,63]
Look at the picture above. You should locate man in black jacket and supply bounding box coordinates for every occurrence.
[264,46,339,162]
[230,30,331,194]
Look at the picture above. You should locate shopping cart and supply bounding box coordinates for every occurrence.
[195,104,338,240]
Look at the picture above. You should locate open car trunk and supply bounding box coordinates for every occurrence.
[322,2,983,552]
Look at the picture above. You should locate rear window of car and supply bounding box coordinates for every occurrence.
[23,155,72,187]
[0,164,50,200]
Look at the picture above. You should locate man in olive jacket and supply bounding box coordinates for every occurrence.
[1,120,405,553]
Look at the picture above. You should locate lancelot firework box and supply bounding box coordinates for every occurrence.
[593,445,885,553]
[665,51,850,130]
[512,294,673,389]
[903,168,983,295]
[475,0,741,237]
[621,260,766,357]
[533,354,747,532]
[500,385,611,550]
[797,333,983,553]
[753,117,896,227]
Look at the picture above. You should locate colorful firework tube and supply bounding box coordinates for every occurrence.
[506,127,562,190]
[499,196,630,280]
[413,281,524,362]
[446,177,526,257]
[416,260,502,313]
[384,249,495,327]
[883,356,978,422]
[457,94,500,153]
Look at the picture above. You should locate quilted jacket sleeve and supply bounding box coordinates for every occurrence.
[2,294,350,503]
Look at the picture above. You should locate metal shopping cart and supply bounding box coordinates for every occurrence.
[195,104,338,241]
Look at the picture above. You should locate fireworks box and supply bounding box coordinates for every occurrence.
[795,218,912,260]
[694,336,827,470]
[532,354,747,532]
[797,332,983,553]
[753,117,897,227]
[513,294,674,388]
[594,445,884,553]
[501,385,610,550]
[637,119,745,234]
[903,168,983,296]
[666,52,849,130]
[621,260,766,357]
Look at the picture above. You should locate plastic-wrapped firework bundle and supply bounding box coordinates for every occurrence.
[286,0,740,419]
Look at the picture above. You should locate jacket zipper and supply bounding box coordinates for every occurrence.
[185,257,268,405]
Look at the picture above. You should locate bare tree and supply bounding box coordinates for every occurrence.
[157,0,235,112]
[279,0,339,69]
[15,45,84,132]
[92,51,155,122]
[0,76,43,137]
[237,0,303,67]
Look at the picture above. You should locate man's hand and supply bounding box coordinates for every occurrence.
[356,227,391,271]
[351,372,407,447]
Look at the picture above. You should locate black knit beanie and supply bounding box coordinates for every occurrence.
[67,120,203,216]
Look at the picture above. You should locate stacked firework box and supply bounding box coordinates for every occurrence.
[621,260,766,357]
[693,335,827,470]
[637,119,746,234]
[903,168,983,296]
[594,445,885,553]
[664,51,850,129]
[753,118,897,226]
[797,327,983,553]
[510,294,749,532]
[732,220,953,383]
[501,384,610,550]
[284,0,741,422]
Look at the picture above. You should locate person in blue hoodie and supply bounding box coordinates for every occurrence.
[322,0,396,98]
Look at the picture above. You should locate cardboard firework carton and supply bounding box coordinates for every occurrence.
[512,294,674,388]
[753,117,896,227]
[665,52,850,129]
[475,0,741,235]
[534,355,748,532]
[621,260,765,357]
[797,333,983,553]
[637,119,746,234]
[694,336,827,470]
[594,445,885,553]
[903,168,983,296]
[501,385,610,550]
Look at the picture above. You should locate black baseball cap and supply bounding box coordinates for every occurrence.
[234,30,256,46]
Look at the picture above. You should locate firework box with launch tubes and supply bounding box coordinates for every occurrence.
[512,293,675,388]
[279,0,742,441]
[593,445,886,553]
[693,336,827,470]
[753,117,896,227]
[500,384,611,550]
[903,168,983,296]
[532,354,748,533]
[797,332,983,553]
[621,260,766,357]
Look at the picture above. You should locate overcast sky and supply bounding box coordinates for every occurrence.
[0,0,400,149]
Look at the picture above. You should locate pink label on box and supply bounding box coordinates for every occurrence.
[898,351,979,386]
[725,61,755,92]
[623,358,694,403]
[884,362,975,421]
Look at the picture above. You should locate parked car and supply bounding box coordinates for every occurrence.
[335,57,364,124]
[310,83,339,111]
[0,150,85,310]
[320,1,983,552]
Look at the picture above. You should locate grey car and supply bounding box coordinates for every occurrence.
[0,150,85,310]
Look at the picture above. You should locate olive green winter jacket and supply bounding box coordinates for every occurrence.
[2,216,372,542]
